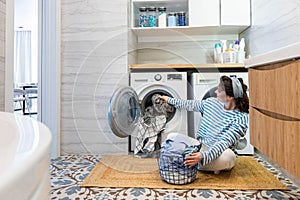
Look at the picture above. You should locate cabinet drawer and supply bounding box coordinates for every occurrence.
[250,107,300,179]
[249,59,300,119]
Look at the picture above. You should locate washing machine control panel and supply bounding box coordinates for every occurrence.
[167,74,183,80]
[154,74,162,81]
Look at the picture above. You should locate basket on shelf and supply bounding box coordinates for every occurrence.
[158,153,197,185]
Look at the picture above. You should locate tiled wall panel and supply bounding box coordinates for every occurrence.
[241,0,300,57]
[61,0,129,155]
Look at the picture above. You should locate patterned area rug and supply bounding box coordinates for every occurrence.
[50,154,300,200]
[81,155,288,190]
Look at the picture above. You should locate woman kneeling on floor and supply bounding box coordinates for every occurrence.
[159,75,249,174]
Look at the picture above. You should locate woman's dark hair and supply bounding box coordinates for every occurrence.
[220,75,249,113]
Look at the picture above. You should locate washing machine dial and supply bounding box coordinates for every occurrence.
[154,74,162,81]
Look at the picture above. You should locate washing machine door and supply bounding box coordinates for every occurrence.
[108,86,140,138]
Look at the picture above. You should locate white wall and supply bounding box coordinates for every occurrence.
[0,0,5,111]
[136,34,242,64]
[241,0,300,57]
[137,40,220,64]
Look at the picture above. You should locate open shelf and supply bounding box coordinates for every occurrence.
[131,26,249,37]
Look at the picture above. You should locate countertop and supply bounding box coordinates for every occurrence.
[130,63,245,69]
[245,42,300,68]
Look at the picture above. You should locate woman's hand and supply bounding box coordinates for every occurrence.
[158,95,169,103]
[184,152,202,167]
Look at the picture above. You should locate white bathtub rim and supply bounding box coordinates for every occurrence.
[0,112,52,199]
[0,122,51,185]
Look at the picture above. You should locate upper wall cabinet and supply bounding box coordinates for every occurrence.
[221,0,251,26]
[130,0,251,37]
[189,0,220,27]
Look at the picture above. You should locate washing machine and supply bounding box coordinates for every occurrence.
[130,72,189,151]
[190,72,254,155]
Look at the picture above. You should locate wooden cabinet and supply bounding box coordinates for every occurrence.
[249,59,300,179]
[249,59,300,119]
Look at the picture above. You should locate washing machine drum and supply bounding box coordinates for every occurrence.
[140,89,176,122]
[108,86,140,138]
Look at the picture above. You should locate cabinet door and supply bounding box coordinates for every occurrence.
[189,0,220,27]
[221,0,251,26]
[249,59,300,119]
[250,107,300,179]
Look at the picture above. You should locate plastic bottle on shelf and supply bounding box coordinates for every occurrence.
[167,12,177,27]
[238,38,246,63]
[148,6,157,27]
[158,7,167,27]
[233,40,240,63]
[234,40,239,51]
[239,38,245,52]
[220,40,227,53]
[214,43,222,63]
[139,7,148,27]
[177,11,186,26]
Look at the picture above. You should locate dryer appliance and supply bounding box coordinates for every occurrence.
[191,72,254,155]
[130,72,189,151]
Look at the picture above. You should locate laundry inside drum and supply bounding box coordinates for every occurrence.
[140,90,176,123]
[134,92,176,158]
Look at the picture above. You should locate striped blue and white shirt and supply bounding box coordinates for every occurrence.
[167,97,248,166]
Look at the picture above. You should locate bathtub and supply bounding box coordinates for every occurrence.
[0,112,52,200]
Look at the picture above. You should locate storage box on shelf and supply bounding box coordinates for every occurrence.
[130,0,251,37]
[248,59,300,179]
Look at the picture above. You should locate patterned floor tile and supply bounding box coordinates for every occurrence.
[50,154,300,200]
